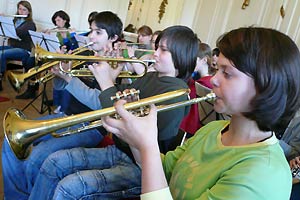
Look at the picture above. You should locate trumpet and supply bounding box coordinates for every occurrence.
[35,45,148,78]
[7,44,92,92]
[4,89,216,159]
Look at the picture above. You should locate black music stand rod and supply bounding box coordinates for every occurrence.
[21,31,61,114]
[21,81,51,114]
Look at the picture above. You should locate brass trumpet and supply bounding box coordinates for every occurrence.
[7,45,91,92]
[35,45,148,78]
[3,89,216,160]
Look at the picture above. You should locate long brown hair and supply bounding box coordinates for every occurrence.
[16,1,33,21]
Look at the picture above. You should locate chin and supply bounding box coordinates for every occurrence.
[213,101,226,114]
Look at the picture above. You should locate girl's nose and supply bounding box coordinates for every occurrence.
[210,73,219,88]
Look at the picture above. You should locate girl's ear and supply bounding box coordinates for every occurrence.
[110,35,119,43]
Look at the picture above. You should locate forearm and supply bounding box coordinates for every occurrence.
[140,145,168,194]
[65,77,101,110]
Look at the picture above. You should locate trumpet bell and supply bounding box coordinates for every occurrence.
[7,71,24,92]
[4,108,32,159]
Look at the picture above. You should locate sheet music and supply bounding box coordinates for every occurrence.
[0,16,21,40]
[74,34,90,47]
[29,30,60,52]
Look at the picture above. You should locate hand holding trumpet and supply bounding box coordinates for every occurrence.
[103,100,158,151]
[88,61,123,90]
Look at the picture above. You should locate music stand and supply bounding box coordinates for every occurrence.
[29,30,60,52]
[0,16,20,41]
[0,16,20,67]
[21,31,60,114]
[0,16,20,99]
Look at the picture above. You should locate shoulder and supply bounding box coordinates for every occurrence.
[196,120,229,135]
[22,20,36,29]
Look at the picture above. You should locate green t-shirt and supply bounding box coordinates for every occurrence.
[162,120,292,200]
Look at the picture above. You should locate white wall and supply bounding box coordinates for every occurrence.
[1,0,300,48]
[126,0,300,48]
[0,0,130,31]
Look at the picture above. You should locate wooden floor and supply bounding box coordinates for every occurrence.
[0,74,54,198]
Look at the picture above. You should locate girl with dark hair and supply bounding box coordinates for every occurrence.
[47,10,78,113]
[103,27,300,199]
[49,10,78,51]
[0,0,36,91]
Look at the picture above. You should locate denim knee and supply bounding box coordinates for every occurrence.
[53,167,141,200]
[54,171,106,199]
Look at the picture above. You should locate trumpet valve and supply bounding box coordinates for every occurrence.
[110,89,140,101]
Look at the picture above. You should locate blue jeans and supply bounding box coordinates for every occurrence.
[291,183,300,200]
[53,89,71,112]
[29,145,141,200]
[2,113,103,200]
[0,46,30,73]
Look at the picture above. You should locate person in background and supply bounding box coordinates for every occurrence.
[124,23,136,33]
[0,0,36,91]
[126,30,162,75]
[192,42,214,88]
[211,47,220,69]
[150,30,162,50]
[133,25,153,58]
[103,27,300,199]
[48,10,78,112]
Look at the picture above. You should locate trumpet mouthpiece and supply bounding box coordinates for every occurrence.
[84,42,95,48]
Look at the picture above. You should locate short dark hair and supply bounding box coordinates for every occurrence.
[93,11,123,40]
[217,27,300,133]
[160,25,199,82]
[88,11,98,26]
[51,10,70,28]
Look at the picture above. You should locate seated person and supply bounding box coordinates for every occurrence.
[2,11,123,200]
[103,27,300,199]
[27,25,199,200]
[0,1,36,91]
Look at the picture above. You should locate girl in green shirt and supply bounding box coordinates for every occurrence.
[103,27,300,200]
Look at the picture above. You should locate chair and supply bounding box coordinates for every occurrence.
[195,81,216,126]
